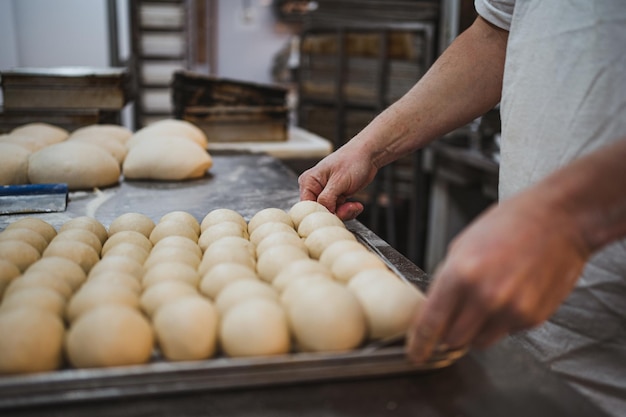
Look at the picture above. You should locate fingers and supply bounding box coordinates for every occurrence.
[335,202,364,221]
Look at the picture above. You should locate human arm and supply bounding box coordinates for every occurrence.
[407,136,626,362]
[298,16,509,219]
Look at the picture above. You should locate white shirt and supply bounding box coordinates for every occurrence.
[475,1,626,416]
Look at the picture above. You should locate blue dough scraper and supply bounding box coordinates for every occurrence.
[0,184,68,215]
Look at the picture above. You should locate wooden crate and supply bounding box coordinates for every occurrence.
[1,67,131,110]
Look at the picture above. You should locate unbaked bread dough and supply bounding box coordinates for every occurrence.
[1,134,51,152]
[249,222,298,246]
[140,280,198,317]
[86,271,141,294]
[0,307,65,374]
[255,231,308,258]
[68,133,128,164]
[288,201,330,228]
[101,230,153,256]
[52,229,102,254]
[0,240,41,272]
[247,208,294,235]
[59,217,108,245]
[108,213,155,238]
[0,228,48,254]
[11,122,69,144]
[215,279,279,314]
[159,211,200,236]
[200,209,247,232]
[272,259,332,292]
[28,141,120,190]
[279,273,336,308]
[43,240,100,273]
[152,235,202,259]
[153,296,219,361]
[219,298,290,357]
[256,244,309,283]
[149,220,198,245]
[198,222,248,252]
[123,136,212,180]
[4,270,73,301]
[319,240,368,268]
[5,218,57,243]
[284,280,365,352]
[0,287,66,316]
[103,242,150,265]
[331,250,388,284]
[65,281,140,323]
[65,305,154,368]
[199,244,256,276]
[144,246,201,270]
[88,255,145,281]
[0,259,21,298]
[297,211,345,238]
[0,143,31,185]
[348,270,426,339]
[127,119,208,149]
[304,226,357,259]
[26,256,87,291]
[199,262,258,299]
[202,236,255,258]
[142,262,200,289]
[70,124,132,144]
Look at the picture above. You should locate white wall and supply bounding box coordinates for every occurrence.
[216,0,294,84]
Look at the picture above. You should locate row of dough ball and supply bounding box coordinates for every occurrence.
[0,201,425,375]
[0,119,212,190]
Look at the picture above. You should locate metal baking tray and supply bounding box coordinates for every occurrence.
[0,222,464,409]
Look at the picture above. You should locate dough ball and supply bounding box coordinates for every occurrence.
[140,280,198,317]
[101,230,153,256]
[43,240,100,273]
[288,200,330,229]
[0,308,64,374]
[103,242,150,265]
[0,134,48,152]
[203,236,255,258]
[199,262,258,299]
[198,222,248,252]
[88,255,145,281]
[272,259,332,292]
[26,257,86,291]
[152,235,202,259]
[348,270,426,339]
[297,211,345,238]
[159,211,200,236]
[331,251,388,284]
[108,212,155,238]
[52,229,102,254]
[11,122,68,144]
[149,220,198,245]
[142,262,200,289]
[5,218,56,243]
[66,281,140,323]
[304,226,357,259]
[199,244,256,276]
[285,281,366,352]
[59,216,108,245]
[256,244,309,283]
[4,270,73,301]
[28,142,120,190]
[0,240,41,272]
[279,273,336,308]
[69,133,127,164]
[215,279,279,314]
[0,287,66,316]
[249,221,298,246]
[200,208,247,232]
[128,119,208,149]
[220,298,290,357]
[0,143,31,185]
[255,231,307,258]
[153,296,218,361]
[123,136,212,180]
[247,208,294,235]
[319,240,369,269]
[0,259,21,297]
[0,227,48,254]
[87,271,141,294]
[65,305,154,368]
[70,124,133,144]
[144,246,201,270]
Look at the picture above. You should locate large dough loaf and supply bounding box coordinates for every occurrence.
[123,136,212,180]
[28,142,120,190]
[0,143,31,185]
[127,119,208,149]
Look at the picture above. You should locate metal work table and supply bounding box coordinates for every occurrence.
[0,153,607,417]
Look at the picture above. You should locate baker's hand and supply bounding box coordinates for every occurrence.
[406,191,591,363]
[298,146,378,221]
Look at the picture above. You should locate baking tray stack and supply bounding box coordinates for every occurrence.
[172,71,289,143]
[0,67,131,133]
